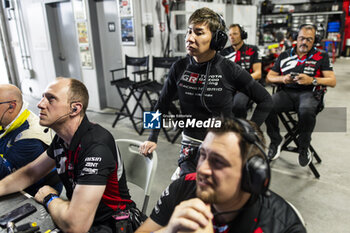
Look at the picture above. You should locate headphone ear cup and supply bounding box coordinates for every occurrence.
[210,30,228,51]
[241,156,270,195]
[292,31,298,41]
[210,31,218,50]
[241,30,248,40]
[314,35,320,44]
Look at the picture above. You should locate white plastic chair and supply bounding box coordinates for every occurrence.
[286,200,306,227]
[115,139,158,214]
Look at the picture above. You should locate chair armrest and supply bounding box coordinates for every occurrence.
[110,68,127,81]
[110,67,125,73]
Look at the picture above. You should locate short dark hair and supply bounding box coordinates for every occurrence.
[208,118,266,164]
[188,7,225,34]
[68,78,89,114]
[229,24,241,30]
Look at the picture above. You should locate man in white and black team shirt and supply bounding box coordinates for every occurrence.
[265,24,336,166]
[140,8,272,179]
[221,24,262,119]
[0,78,133,232]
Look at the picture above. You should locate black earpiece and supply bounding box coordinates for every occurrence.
[235,118,270,195]
[210,13,228,51]
[70,101,78,113]
[8,105,13,109]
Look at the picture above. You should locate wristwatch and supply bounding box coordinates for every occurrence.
[312,77,318,86]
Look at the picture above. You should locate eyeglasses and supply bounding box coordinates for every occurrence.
[297,36,314,43]
[0,100,16,105]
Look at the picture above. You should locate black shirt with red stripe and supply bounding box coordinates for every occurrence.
[47,115,132,224]
[271,47,333,90]
[150,173,306,233]
[221,44,261,74]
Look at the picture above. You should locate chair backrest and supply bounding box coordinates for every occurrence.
[125,55,150,81]
[115,139,158,214]
[286,200,306,227]
[152,56,181,81]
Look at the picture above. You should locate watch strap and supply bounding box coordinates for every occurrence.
[43,193,59,210]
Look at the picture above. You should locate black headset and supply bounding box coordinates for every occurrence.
[235,118,270,195]
[209,13,228,51]
[237,24,248,40]
[292,24,324,45]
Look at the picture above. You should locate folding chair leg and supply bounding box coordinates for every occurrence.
[310,145,322,163]
[278,112,322,178]
[143,91,156,110]
[112,87,134,128]
[309,163,320,178]
[171,129,182,144]
[129,91,147,135]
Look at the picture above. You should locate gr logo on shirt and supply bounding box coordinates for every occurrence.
[181,71,201,84]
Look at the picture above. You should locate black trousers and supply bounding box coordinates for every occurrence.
[265,88,320,151]
[232,92,250,119]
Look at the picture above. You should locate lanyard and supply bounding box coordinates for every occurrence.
[291,47,315,63]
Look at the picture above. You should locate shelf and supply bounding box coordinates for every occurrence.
[292,11,343,16]
[263,23,288,29]
[261,12,290,16]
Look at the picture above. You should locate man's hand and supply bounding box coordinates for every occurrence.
[165,198,213,233]
[294,73,313,85]
[34,185,58,204]
[282,74,295,84]
[139,141,157,156]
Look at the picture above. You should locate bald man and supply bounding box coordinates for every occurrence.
[0,84,62,196]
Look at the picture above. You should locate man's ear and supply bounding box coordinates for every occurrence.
[8,102,16,112]
[70,102,83,115]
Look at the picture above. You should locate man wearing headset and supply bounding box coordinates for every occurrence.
[0,84,62,196]
[0,78,134,232]
[136,118,306,233]
[265,25,336,166]
[221,24,262,119]
[140,8,272,178]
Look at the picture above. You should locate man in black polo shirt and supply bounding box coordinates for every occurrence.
[221,24,262,118]
[265,25,336,166]
[0,78,132,232]
[136,118,306,233]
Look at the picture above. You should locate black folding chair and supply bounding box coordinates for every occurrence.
[110,55,150,135]
[137,56,182,143]
[141,56,181,108]
[273,85,326,178]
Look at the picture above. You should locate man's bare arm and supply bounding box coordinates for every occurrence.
[0,152,55,196]
[35,184,106,233]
